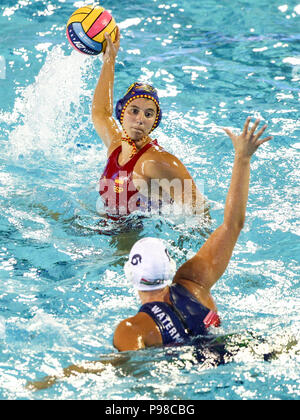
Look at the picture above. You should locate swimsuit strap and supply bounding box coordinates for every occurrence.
[108,145,122,161]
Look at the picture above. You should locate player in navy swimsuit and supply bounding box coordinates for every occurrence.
[139,283,220,346]
[113,117,273,351]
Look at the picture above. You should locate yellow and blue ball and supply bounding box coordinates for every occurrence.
[66,5,117,55]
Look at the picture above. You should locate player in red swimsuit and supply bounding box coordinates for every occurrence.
[92,28,208,218]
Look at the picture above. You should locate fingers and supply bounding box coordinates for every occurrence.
[250,120,273,145]
[222,127,234,139]
[256,136,273,146]
[104,31,113,45]
[245,117,272,141]
[105,26,120,44]
[254,124,267,140]
[249,119,273,148]
[249,118,261,137]
[115,26,121,42]
[223,118,273,148]
[243,117,251,135]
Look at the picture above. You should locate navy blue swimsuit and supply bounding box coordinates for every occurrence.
[138,283,220,346]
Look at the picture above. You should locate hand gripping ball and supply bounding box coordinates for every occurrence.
[66,5,117,55]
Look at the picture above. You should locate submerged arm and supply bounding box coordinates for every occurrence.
[26,353,130,391]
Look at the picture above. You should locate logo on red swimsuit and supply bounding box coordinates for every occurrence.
[114,178,124,193]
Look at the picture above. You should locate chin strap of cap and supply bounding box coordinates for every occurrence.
[121,135,137,158]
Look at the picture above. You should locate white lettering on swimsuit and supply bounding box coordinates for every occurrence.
[151,305,184,343]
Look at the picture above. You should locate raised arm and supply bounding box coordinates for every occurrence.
[174,118,273,301]
[92,28,121,149]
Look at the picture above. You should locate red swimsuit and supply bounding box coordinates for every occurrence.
[99,140,158,217]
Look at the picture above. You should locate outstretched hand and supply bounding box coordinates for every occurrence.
[223,117,273,158]
[103,26,120,62]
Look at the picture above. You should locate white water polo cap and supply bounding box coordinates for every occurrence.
[124,237,176,291]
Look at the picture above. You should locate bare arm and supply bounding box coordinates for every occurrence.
[174,118,273,296]
[92,28,121,149]
[144,151,208,215]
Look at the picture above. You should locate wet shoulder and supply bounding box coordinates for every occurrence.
[136,144,186,181]
[138,143,178,165]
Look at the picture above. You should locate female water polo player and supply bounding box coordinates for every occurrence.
[113,118,273,350]
[27,118,273,390]
[92,28,207,217]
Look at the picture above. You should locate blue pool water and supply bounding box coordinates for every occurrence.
[0,0,299,400]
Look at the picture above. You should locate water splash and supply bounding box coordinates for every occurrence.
[6,46,91,161]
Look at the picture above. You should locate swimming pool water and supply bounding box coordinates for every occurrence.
[0,0,299,400]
